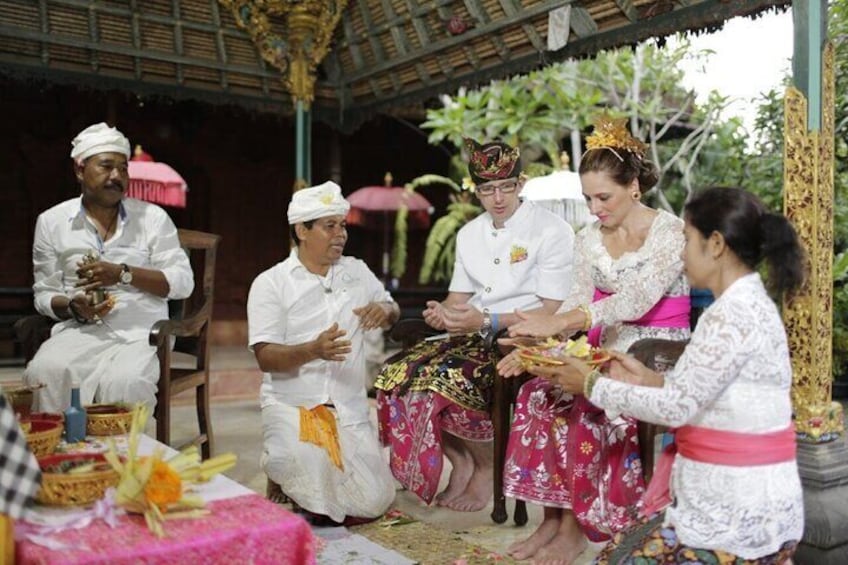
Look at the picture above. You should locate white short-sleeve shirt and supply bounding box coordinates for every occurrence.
[247,252,393,425]
[449,200,574,313]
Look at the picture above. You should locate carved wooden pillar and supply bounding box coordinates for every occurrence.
[783,42,843,442]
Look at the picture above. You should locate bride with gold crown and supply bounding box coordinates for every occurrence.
[496,115,692,564]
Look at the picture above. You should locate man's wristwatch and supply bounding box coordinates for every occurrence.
[119,263,133,285]
[479,311,493,338]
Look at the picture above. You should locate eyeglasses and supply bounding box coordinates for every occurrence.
[475,181,518,196]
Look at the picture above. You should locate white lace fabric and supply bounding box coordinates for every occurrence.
[592,273,804,558]
[560,210,690,352]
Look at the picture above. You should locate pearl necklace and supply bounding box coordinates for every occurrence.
[314,265,335,294]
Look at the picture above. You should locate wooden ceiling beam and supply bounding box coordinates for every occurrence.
[87,0,99,72]
[336,0,454,50]
[172,1,184,84]
[614,0,640,23]
[341,17,366,70]
[402,0,455,77]
[130,0,142,80]
[342,0,571,84]
[356,0,402,93]
[379,0,431,85]
[38,0,49,65]
[498,0,546,52]
[0,25,280,78]
[209,0,232,91]
[463,0,510,61]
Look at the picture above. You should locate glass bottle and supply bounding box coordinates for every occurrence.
[64,386,87,443]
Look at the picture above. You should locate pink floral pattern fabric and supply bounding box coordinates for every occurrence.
[377,390,493,503]
[504,379,644,541]
[16,494,317,564]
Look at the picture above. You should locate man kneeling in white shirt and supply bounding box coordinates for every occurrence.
[247,181,398,526]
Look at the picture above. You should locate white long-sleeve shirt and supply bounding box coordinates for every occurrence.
[591,273,803,558]
[32,196,194,341]
[247,253,393,425]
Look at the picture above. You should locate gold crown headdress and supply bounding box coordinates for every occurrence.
[584,114,647,162]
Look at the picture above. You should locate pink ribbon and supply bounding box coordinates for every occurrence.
[640,424,797,517]
[587,289,691,347]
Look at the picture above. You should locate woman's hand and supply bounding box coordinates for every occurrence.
[526,356,592,394]
[507,310,567,338]
[496,349,526,378]
[607,351,663,387]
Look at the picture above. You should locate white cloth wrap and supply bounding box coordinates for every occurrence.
[70,122,131,162]
[287,181,350,224]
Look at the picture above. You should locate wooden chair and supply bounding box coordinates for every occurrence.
[385,320,528,524]
[151,229,221,460]
[627,338,688,482]
[13,228,221,460]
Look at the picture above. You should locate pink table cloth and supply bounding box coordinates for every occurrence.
[16,494,316,564]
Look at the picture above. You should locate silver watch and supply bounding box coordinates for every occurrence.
[119,263,133,285]
[479,311,493,338]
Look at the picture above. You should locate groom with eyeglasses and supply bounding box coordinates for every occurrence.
[374,138,576,512]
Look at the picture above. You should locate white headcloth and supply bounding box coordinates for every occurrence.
[70,122,131,162]
[287,181,350,224]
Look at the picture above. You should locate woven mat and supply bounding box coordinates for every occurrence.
[350,511,517,565]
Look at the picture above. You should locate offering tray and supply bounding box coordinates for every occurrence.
[36,452,119,506]
[515,336,611,369]
[85,403,133,436]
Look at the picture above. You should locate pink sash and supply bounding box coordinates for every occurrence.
[587,289,691,347]
[640,424,796,517]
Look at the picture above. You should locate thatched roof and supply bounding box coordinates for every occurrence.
[0,0,789,131]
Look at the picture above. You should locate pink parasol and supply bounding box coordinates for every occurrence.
[346,173,433,280]
[127,146,188,208]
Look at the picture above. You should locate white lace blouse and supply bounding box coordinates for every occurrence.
[560,209,690,352]
[591,273,804,558]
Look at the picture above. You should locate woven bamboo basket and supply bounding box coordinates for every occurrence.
[36,453,119,506]
[24,420,62,457]
[85,404,133,436]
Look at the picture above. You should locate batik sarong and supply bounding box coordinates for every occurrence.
[594,514,797,565]
[374,334,495,503]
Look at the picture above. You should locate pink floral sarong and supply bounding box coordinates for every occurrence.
[374,334,496,503]
[503,291,691,541]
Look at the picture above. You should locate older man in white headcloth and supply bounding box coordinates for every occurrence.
[248,180,398,526]
[23,122,194,413]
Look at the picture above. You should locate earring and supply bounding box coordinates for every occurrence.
[632,191,641,200]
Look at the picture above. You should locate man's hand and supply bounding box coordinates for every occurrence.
[422,300,447,330]
[68,293,115,323]
[76,260,122,291]
[353,302,395,330]
[442,303,484,334]
[311,323,352,362]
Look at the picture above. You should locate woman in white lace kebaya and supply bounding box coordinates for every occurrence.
[530,187,804,565]
[496,117,690,564]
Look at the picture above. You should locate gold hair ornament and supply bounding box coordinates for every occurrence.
[584,114,648,161]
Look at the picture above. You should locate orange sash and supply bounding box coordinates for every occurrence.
[298,405,344,471]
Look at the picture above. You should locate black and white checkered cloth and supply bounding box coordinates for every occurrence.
[0,394,41,519]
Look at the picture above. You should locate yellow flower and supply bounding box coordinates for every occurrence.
[580,441,593,455]
[144,459,183,511]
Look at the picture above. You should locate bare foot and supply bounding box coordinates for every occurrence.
[435,451,473,506]
[531,519,587,565]
[444,464,492,512]
[507,515,561,560]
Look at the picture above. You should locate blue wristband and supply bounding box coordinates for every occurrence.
[491,313,499,332]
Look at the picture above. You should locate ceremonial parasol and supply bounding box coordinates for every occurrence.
[522,153,593,230]
[127,145,188,208]
[346,172,433,281]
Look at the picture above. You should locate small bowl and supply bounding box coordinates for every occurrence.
[36,453,119,506]
[85,403,133,436]
[27,412,64,425]
[2,385,34,419]
[24,420,63,457]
